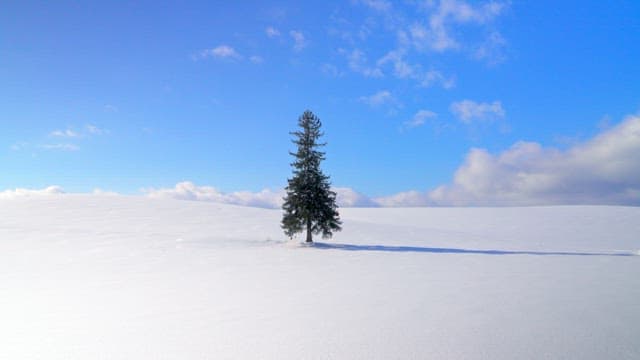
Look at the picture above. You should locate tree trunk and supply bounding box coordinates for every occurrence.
[306,217,312,243]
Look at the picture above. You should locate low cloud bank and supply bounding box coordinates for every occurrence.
[143,182,380,209]
[342,113,639,207]
[0,186,65,198]
[144,182,286,209]
[426,114,640,206]
[4,115,639,207]
[334,187,380,207]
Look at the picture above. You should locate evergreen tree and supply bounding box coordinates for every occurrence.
[282,110,342,243]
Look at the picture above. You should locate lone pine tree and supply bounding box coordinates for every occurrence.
[282,110,342,243]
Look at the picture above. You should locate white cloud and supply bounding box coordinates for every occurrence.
[144,182,384,209]
[347,49,383,78]
[249,55,264,64]
[450,100,505,123]
[40,143,80,151]
[10,142,29,151]
[357,0,392,12]
[321,63,341,77]
[290,30,307,52]
[50,129,79,138]
[0,186,119,198]
[410,22,456,52]
[11,114,639,208]
[8,112,640,210]
[50,124,108,138]
[438,0,506,24]
[474,31,507,64]
[374,190,432,207]
[432,115,640,206]
[0,186,65,198]
[403,110,438,129]
[376,49,455,88]
[86,124,108,135]
[378,114,640,206]
[197,45,242,60]
[334,187,379,207]
[411,0,508,52]
[265,26,281,38]
[144,181,285,209]
[195,46,263,64]
[421,69,456,89]
[328,11,380,44]
[211,45,241,58]
[377,49,414,78]
[11,126,106,154]
[0,182,379,208]
[358,90,398,107]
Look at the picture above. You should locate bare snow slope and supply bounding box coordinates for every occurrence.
[1,195,639,359]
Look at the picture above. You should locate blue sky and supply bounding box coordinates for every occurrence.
[2,1,640,206]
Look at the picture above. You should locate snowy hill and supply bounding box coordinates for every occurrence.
[1,195,639,359]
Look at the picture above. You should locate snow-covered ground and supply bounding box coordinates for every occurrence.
[1,195,639,359]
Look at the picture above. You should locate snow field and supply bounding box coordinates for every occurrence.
[1,195,638,359]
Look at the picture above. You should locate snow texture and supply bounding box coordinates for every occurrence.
[1,195,638,359]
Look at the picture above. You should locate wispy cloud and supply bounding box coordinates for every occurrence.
[358,90,398,108]
[194,45,265,65]
[376,49,413,78]
[329,1,509,94]
[86,124,109,135]
[402,110,438,130]
[332,1,509,89]
[346,49,383,78]
[50,129,80,138]
[40,143,80,152]
[357,0,392,12]
[290,30,307,51]
[376,49,455,88]
[265,26,281,38]
[412,0,508,52]
[210,45,241,58]
[321,63,342,77]
[13,124,108,153]
[196,45,242,60]
[450,100,505,123]
[328,11,379,44]
[421,69,456,89]
[474,31,507,64]
[10,142,29,151]
[249,55,264,64]
[50,124,109,138]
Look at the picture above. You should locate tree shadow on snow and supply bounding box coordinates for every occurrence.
[312,242,636,257]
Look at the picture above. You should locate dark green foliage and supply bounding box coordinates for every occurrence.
[282,110,342,242]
